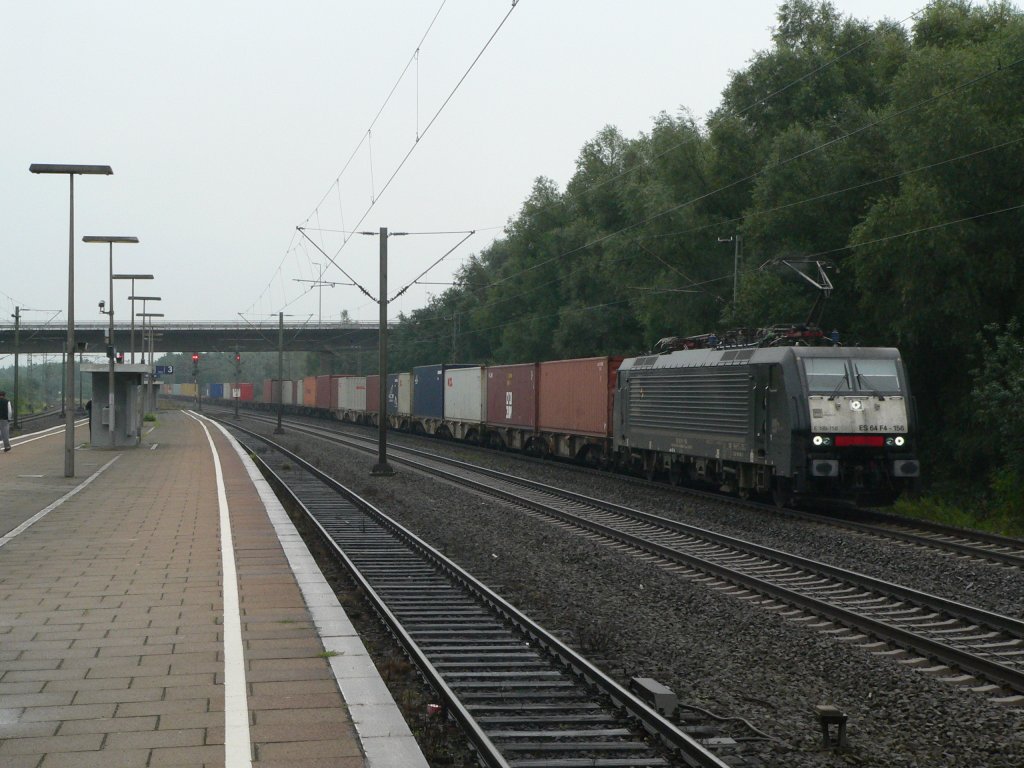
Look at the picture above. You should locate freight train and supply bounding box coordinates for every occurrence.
[176,329,919,506]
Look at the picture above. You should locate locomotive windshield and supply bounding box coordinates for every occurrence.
[853,359,901,392]
[804,358,850,393]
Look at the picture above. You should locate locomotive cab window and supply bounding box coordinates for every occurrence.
[853,359,900,393]
[803,358,850,393]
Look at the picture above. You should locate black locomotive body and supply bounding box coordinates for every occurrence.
[614,345,919,505]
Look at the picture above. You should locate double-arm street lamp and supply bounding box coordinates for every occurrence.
[30,163,113,477]
[114,274,153,362]
[84,235,139,446]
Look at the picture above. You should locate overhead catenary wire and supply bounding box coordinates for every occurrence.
[246,2,522,320]
[250,0,910,320]
[469,51,1024,303]
[392,198,1024,350]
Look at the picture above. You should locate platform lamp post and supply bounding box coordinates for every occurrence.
[84,235,139,448]
[131,297,161,413]
[30,163,113,477]
[114,274,153,363]
[129,297,161,363]
[137,310,163,415]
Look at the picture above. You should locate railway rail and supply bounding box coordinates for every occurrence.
[208,404,1024,570]
[217,409,1024,699]
[216,417,735,768]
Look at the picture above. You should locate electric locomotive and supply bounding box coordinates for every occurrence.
[613,329,919,505]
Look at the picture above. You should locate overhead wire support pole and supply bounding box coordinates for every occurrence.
[371,227,393,476]
[275,311,284,435]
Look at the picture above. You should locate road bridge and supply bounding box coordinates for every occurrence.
[0,321,386,356]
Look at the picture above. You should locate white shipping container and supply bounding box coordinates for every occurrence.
[282,380,295,406]
[338,376,367,411]
[396,372,412,416]
[445,366,486,422]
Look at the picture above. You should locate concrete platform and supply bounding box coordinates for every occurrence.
[0,411,427,768]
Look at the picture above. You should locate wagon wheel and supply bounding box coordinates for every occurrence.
[644,455,658,482]
[668,461,684,487]
[772,477,793,508]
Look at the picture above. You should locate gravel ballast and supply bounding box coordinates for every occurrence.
[246,417,1024,768]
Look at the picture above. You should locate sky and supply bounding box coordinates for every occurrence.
[1,0,933,347]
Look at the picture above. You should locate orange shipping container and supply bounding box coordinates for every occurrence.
[537,356,622,437]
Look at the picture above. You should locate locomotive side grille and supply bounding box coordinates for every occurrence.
[628,368,750,435]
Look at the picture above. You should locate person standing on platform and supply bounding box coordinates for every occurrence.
[86,399,92,438]
[0,390,12,452]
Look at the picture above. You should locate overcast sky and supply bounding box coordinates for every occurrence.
[2,0,931,345]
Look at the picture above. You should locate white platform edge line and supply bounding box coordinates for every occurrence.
[204,416,430,768]
[186,411,253,768]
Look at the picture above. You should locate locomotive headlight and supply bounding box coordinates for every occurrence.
[813,435,824,446]
[895,436,905,447]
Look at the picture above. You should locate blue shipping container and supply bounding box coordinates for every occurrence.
[209,382,224,399]
[413,364,475,419]
[412,364,444,419]
[386,373,401,416]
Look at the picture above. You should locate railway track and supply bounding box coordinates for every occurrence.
[213,405,1024,570]
[219,410,1024,700]
[217,418,735,768]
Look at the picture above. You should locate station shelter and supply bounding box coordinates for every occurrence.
[82,363,151,448]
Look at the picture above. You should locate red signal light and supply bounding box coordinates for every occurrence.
[191,353,199,363]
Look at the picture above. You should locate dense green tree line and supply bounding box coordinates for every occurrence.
[386,1,1024,525]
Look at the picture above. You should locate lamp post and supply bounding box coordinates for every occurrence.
[84,235,139,447]
[30,163,113,477]
[137,310,163,415]
[130,298,161,361]
[114,274,153,363]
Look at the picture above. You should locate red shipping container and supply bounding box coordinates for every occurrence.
[239,382,255,402]
[537,356,623,437]
[303,376,317,407]
[262,379,273,403]
[366,374,381,414]
[315,375,332,410]
[486,363,538,429]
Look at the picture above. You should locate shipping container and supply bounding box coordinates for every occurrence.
[209,382,224,399]
[366,374,380,414]
[303,376,317,407]
[445,367,486,423]
[413,363,475,420]
[262,379,273,403]
[386,373,412,417]
[239,382,255,402]
[178,382,197,398]
[282,380,295,406]
[337,376,367,413]
[329,374,351,411]
[412,365,444,419]
[315,375,332,411]
[486,363,538,429]
[537,356,623,437]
